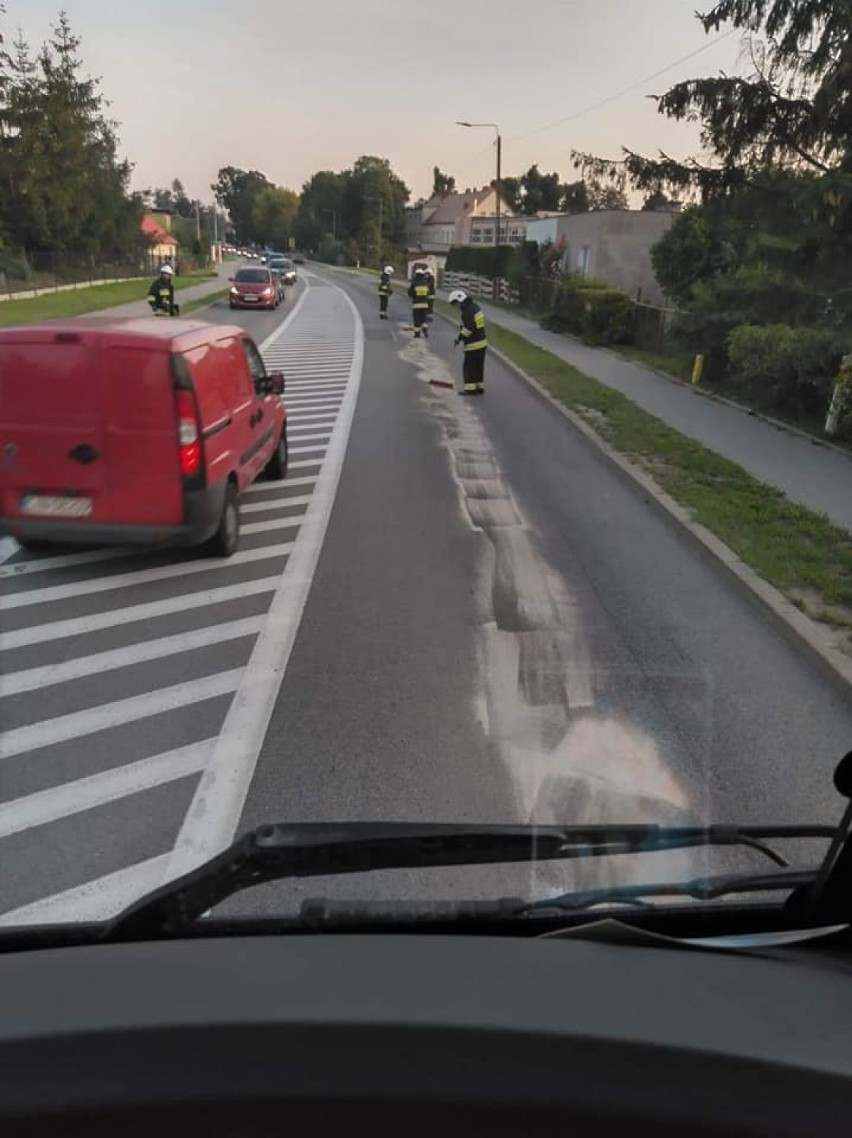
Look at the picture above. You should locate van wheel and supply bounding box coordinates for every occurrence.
[265,428,288,479]
[207,482,239,557]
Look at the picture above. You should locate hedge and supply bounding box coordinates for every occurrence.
[726,323,847,418]
[445,245,515,277]
[541,277,634,345]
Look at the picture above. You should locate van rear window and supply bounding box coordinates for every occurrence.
[234,268,270,283]
[0,343,96,427]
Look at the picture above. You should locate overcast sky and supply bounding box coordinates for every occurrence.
[17,0,747,204]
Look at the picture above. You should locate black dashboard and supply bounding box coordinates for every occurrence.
[2,932,851,1136]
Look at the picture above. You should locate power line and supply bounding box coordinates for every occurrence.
[507,27,737,144]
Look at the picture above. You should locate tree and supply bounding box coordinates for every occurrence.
[252,185,299,248]
[212,165,270,243]
[432,166,456,194]
[496,175,522,213]
[642,189,675,211]
[0,11,141,258]
[559,180,590,213]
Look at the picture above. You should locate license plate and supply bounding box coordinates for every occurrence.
[21,494,93,518]
[242,295,258,302]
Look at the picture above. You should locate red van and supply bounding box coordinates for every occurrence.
[0,317,288,557]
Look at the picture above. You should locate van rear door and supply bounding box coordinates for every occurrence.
[0,333,109,524]
[103,345,183,525]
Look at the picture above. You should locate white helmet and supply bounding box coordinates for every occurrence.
[160,264,174,276]
[448,289,467,305]
[383,265,394,275]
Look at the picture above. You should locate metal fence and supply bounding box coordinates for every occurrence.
[0,248,208,300]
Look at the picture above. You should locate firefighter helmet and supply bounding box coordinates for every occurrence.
[448,289,467,305]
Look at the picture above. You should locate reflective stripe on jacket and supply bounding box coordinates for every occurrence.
[409,281,430,309]
[459,301,487,351]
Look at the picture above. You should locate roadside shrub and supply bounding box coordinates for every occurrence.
[542,276,633,344]
[445,245,513,278]
[672,266,824,381]
[726,323,847,418]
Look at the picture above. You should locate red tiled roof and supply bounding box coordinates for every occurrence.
[141,215,178,246]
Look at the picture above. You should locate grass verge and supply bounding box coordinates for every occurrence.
[611,343,694,384]
[181,288,229,316]
[432,297,852,651]
[0,273,218,326]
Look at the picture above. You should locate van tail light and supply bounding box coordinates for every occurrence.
[175,388,201,478]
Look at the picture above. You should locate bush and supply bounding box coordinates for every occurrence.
[542,276,633,345]
[726,323,847,418]
[445,244,514,278]
[671,266,824,381]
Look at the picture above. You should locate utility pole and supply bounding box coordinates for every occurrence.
[365,195,383,266]
[457,121,502,246]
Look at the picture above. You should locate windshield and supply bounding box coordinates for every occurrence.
[0,0,850,934]
[234,267,271,283]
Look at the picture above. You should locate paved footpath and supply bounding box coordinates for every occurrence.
[458,295,852,535]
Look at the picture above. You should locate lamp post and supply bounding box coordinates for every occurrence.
[456,121,502,247]
[365,194,383,266]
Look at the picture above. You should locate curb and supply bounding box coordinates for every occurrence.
[426,304,852,695]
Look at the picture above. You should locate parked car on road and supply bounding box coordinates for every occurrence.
[0,318,288,557]
[229,266,280,310]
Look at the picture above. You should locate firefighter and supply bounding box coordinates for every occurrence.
[147,264,180,315]
[449,288,487,395]
[408,268,430,338]
[378,264,393,319]
[424,268,436,323]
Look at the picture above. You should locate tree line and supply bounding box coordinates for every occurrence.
[0,10,144,271]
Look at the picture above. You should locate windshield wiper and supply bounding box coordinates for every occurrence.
[103,821,834,940]
[526,868,818,914]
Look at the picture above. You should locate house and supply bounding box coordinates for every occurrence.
[141,212,179,271]
[406,185,518,276]
[527,210,677,304]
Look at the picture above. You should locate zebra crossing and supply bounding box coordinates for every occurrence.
[0,274,363,925]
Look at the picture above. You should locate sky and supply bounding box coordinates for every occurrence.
[16,0,749,205]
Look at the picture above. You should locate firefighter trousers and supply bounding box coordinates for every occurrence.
[462,348,486,391]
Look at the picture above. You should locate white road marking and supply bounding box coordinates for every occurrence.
[243,475,315,494]
[290,445,328,456]
[165,278,365,880]
[0,545,137,580]
[242,494,312,514]
[0,854,170,926]
[287,459,324,470]
[0,669,243,760]
[0,576,280,651]
[289,411,339,423]
[286,396,344,408]
[241,517,302,536]
[284,432,332,445]
[0,740,214,839]
[1,618,264,697]
[0,537,19,566]
[3,543,293,610]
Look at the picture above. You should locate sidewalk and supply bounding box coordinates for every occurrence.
[97,261,232,318]
[465,296,852,535]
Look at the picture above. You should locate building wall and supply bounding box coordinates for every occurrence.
[525,217,559,246]
[555,210,674,304]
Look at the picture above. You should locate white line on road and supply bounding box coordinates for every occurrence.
[0,740,214,840]
[0,670,243,761]
[0,544,137,580]
[287,459,324,470]
[289,411,339,423]
[0,537,19,566]
[284,432,332,445]
[243,475,316,494]
[289,445,328,456]
[0,853,170,926]
[3,543,293,611]
[165,276,365,880]
[241,517,303,536]
[242,494,312,514]
[1,617,264,697]
[0,576,280,651]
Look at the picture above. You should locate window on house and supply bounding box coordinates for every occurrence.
[579,244,592,275]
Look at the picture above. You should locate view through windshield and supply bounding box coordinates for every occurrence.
[0,0,850,928]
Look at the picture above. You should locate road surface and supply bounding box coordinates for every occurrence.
[1,266,850,924]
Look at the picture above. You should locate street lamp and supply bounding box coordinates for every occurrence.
[365,194,383,266]
[456,121,502,247]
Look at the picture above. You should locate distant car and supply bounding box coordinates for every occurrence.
[269,268,287,302]
[229,266,280,310]
[292,252,306,265]
[269,256,297,285]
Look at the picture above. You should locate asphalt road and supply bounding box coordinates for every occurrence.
[1,266,851,924]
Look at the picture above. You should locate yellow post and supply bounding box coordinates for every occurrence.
[691,353,705,385]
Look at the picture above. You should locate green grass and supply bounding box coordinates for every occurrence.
[612,343,695,384]
[0,273,217,326]
[181,288,229,315]
[433,299,852,643]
